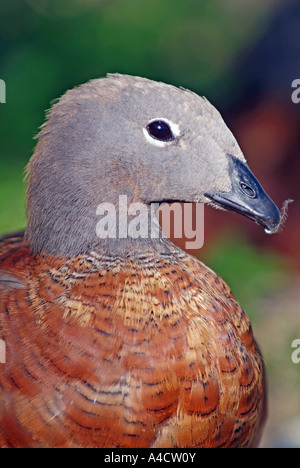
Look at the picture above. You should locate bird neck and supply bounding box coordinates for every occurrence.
[25,198,186,260]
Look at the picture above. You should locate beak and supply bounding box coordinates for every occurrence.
[204,154,281,234]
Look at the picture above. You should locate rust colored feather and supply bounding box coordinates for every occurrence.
[0,234,266,448]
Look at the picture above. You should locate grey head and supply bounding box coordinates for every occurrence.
[25,74,280,257]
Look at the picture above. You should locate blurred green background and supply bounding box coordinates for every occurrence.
[0,0,299,447]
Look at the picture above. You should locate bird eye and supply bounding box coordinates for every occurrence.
[146,120,175,142]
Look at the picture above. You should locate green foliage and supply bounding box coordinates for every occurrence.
[0,0,272,155]
[0,160,26,235]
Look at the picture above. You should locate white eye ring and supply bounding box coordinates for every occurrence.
[143,117,180,147]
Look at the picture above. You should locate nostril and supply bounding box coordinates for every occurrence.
[239,182,256,199]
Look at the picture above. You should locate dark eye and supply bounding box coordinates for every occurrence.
[146,120,175,142]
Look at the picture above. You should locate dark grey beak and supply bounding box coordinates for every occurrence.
[204,154,281,234]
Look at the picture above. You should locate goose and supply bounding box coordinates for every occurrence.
[0,74,281,448]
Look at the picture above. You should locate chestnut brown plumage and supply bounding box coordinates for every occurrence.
[0,75,280,448]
